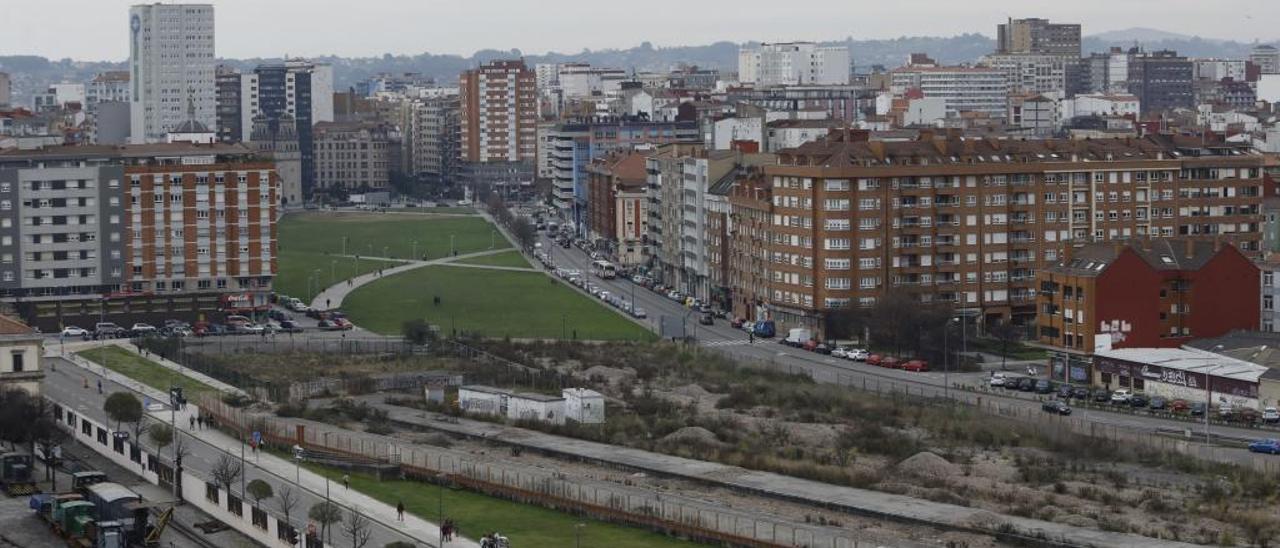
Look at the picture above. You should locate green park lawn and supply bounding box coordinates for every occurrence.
[307,466,694,548]
[343,266,654,341]
[276,212,508,298]
[452,250,531,269]
[77,345,220,400]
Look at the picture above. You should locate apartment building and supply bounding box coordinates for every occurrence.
[743,129,1265,335]
[1128,51,1194,114]
[549,118,699,232]
[0,142,279,329]
[980,54,1069,95]
[725,86,872,123]
[129,3,216,143]
[889,67,1008,118]
[738,43,850,87]
[1035,239,1258,357]
[728,171,775,321]
[86,71,130,110]
[215,66,243,145]
[996,18,1082,57]
[313,121,395,192]
[400,93,460,186]
[459,60,537,188]
[229,60,335,198]
[585,152,647,265]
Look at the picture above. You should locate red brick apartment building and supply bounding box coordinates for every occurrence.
[734,129,1266,335]
[585,152,648,265]
[459,60,538,164]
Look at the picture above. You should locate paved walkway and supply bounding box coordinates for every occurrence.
[58,346,476,548]
[434,262,541,273]
[310,248,512,310]
[365,400,1198,548]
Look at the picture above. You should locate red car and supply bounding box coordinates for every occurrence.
[881,357,902,369]
[866,354,883,366]
[902,360,929,372]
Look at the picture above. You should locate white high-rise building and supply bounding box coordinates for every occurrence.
[737,43,850,87]
[128,3,216,144]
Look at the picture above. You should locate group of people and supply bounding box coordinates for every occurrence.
[478,531,509,548]
[440,518,457,541]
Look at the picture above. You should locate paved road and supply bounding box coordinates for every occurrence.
[43,358,474,548]
[534,230,1280,460]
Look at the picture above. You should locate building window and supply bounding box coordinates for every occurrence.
[205,482,219,504]
[10,352,22,372]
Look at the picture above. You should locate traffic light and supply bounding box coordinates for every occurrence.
[287,527,299,545]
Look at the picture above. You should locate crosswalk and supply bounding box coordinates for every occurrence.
[700,339,756,347]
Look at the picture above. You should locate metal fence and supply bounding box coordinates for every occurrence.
[199,397,910,548]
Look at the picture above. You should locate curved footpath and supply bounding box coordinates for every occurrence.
[309,247,514,311]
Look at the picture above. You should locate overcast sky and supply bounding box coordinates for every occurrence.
[2,0,1276,61]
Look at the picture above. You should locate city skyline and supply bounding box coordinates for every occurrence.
[0,0,1275,62]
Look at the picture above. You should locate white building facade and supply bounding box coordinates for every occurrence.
[738,43,850,87]
[890,67,1007,118]
[128,3,216,143]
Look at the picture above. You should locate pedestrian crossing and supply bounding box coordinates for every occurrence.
[700,339,755,347]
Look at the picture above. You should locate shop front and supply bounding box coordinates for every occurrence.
[1093,353,1262,409]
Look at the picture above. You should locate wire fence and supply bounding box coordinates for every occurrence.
[199,397,917,548]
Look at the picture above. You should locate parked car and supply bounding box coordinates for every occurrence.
[1263,407,1280,424]
[1042,401,1072,415]
[1034,379,1054,394]
[631,308,647,319]
[1248,439,1280,455]
[1149,397,1168,411]
[1190,402,1207,417]
[233,323,265,335]
[813,343,832,355]
[94,322,127,339]
[902,360,929,372]
[989,372,1007,387]
[1219,402,1236,419]
[831,347,849,359]
[1056,384,1074,399]
[268,309,291,322]
[1017,377,1036,391]
[1236,408,1261,424]
[1071,386,1091,400]
[848,348,869,361]
[131,323,158,336]
[866,354,883,367]
[1169,399,1190,413]
[1128,394,1149,408]
[60,326,90,340]
[698,313,714,326]
[1110,389,1133,404]
[882,357,902,369]
[277,320,303,333]
[1092,389,1111,403]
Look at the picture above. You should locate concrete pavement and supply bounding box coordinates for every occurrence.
[47,353,475,548]
[310,247,514,311]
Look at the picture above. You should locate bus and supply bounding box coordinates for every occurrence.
[591,260,617,279]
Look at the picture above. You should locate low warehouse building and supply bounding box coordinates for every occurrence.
[563,388,606,424]
[1093,347,1267,410]
[457,385,567,425]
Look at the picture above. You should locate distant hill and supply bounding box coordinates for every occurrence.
[2,29,1275,107]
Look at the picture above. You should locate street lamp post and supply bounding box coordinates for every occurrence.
[574,523,585,548]
[438,474,446,546]
[1204,364,1222,444]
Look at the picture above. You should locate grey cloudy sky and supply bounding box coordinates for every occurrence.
[2,0,1276,61]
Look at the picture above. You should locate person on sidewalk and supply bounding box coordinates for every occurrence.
[396,501,404,522]
[189,416,195,430]
[342,474,349,490]
[97,379,102,394]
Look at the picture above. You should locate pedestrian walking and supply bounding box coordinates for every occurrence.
[396,501,404,522]
[83,377,88,389]
[342,474,349,490]
[189,416,195,430]
[97,379,102,394]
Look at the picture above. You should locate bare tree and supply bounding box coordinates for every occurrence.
[276,485,298,532]
[32,403,67,490]
[210,453,243,495]
[309,501,343,543]
[341,509,373,548]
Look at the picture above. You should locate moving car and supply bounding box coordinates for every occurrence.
[847,349,869,361]
[277,320,304,333]
[1034,379,1054,394]
[60,326,90,340]
[94,322,127,339]
[1042,401,1072,415]
[698,313,714,326]
[1248,439,1280,455]
[988,372,1007,387]
[131,323,158,336]
[631,308,647,319]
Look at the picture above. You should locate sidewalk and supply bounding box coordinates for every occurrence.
[310,247,512,310]
[60,348,475,548]
[53,338,246,397]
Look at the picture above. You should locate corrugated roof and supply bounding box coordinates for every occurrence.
[1098,347,1269,382]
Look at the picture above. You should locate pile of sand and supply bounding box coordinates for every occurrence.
[660,426,723,447]
[897,451,960,481]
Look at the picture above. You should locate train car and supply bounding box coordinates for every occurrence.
[83,482,149,546]
[0,452,36,495]
[72,471,108,492]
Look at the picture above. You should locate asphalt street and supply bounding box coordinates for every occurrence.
[536,230,1280,462]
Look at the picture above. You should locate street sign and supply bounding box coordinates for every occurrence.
[292,444,304,460]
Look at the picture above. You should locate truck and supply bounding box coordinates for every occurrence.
[783,327,811,347]
[0,452,36,495]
